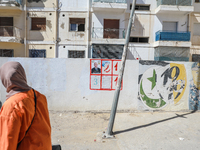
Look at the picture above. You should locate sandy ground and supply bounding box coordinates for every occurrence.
[50,111,200,150]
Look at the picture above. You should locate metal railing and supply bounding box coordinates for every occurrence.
[157,0,192,6]
[0,0,22,5]
[93,0,126,3]
[0,26,22,39]
[92,28,126,39]
[155,30,191,41]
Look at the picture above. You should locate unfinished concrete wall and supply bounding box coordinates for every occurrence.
[0,58,199,112]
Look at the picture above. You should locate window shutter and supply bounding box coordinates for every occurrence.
[0,17,13,26]
[31,18,46,30]
[70,18,85,24]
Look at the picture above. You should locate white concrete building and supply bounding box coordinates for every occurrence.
[57,0,195,61]
[0,0,197,61]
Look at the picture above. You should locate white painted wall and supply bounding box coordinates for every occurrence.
[91,11,127,38]
[155,14,189,33]
[0,58,196,112]
[0,58,139,111]
[58,45,87,58]
[59,0,88,11]
[194,1,200,12]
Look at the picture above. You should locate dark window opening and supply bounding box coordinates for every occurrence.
[68,50,85,58]
[0,49,13,57]
[129,37,149,43]
[0,17,13,36]
[69,18,85,32]
[195,0,200,2]
[192,54,200,62]
[29,49,46,58]
[31,18,46,31]
[130,4,150,10]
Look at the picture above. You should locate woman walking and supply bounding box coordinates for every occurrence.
[0,61,51,150]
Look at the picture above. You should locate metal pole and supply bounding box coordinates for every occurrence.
[103,0,136,138]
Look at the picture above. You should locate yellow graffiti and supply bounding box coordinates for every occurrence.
[192,63,200,89]
[170,63,187,104]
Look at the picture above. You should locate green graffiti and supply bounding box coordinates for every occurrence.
[147,69,157,90]
[140,80,166,108]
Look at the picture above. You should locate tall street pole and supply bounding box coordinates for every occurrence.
[103,0,137,138]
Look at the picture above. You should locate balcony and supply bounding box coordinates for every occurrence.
[0,0,23,10]
[92,28,125,44]
[0,26,23,44]
[155,30,191,47]
[155,0,194,14]
[92,0,127,12]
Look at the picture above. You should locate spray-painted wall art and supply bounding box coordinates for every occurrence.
[90,59,123,91]
[138,61,187,110]
[189,62,200,110]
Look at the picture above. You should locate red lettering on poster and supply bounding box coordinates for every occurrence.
[90,59,123,91]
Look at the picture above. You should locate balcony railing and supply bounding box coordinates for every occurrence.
[0,0,22,5]
[92,28,126,39]
[157,0,192,6]
[0,26,23,41]
[93,0,126,3]
[155,30,191,41]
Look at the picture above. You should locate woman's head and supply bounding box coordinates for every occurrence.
[0,61,31,99]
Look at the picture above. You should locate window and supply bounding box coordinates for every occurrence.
[68,50,85,58]
[195,0,200,2]
[163,22,177,32]
[192,54,200,62]
[92,44,124,59]
[0,17,13,36]
[193,23,200,36]
[130,4,150,10]
[29,49,46,58]
[129,37,149,43]
[154,47,189,61]
[69,18,85,32]
[31,18,46,31]
[0,49,13,57]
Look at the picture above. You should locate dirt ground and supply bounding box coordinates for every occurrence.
[50,111,200,150]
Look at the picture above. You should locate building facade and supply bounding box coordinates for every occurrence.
[0,0,199,61]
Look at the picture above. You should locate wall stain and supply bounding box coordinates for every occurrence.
[60,23,65,29]
[78,33,84,38]
[46,20,52,30]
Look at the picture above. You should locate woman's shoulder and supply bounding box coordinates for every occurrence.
[1,90,32,117]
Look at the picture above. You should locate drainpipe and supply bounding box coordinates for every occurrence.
[55,1,58,58]
[24,0,27,57]
[86,0,90,58]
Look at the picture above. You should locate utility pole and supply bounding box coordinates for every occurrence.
[103,0,137,138]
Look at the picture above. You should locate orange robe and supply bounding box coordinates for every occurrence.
[0,89,51,150]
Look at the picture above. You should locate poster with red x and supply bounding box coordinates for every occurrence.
[90,59,123,91]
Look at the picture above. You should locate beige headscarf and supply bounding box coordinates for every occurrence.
[0,61,31,99]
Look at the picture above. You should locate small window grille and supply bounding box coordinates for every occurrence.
[29,49,46,58]
[0,49,13,57]
[192,54,200,62]
[129,37,149,43]
[130,4,150,10]
[68,50,85,58]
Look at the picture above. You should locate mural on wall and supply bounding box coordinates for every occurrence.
[138,61,187,109]
[90,59,123,91]
[189,62,200,110]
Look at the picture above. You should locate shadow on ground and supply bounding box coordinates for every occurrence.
[114,110,197,135]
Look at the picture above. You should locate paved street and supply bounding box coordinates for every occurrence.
[50,111,200,150]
